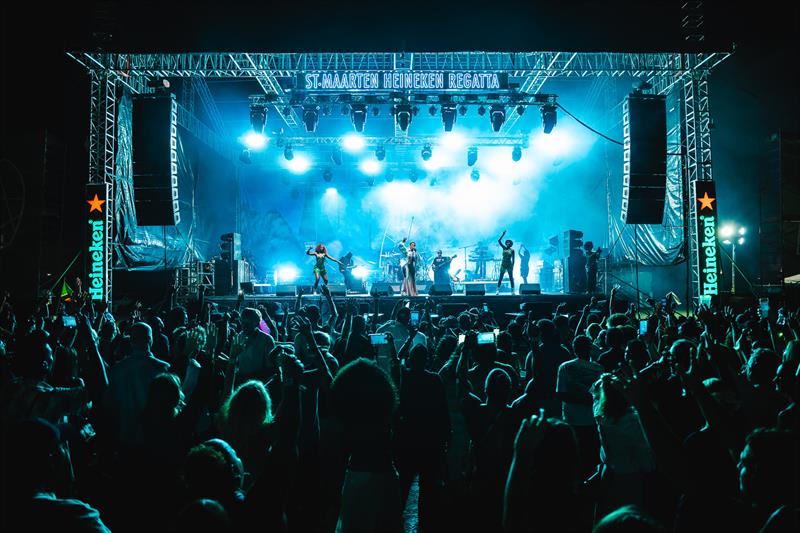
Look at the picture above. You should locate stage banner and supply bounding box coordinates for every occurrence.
[297,71,509,91]
[86,183,111,302]
[694,180,720,298]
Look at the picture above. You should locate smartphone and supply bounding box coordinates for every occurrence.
[483,303,489,313]
[477,331,495,344]
[410,311,419,325]
[458,334,466,344]
[639,319,648,336]
[370,333,388,345]
[493,328,500,336]
[759,298,770,317]
[61,315,77,328]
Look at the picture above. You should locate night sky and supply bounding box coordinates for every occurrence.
[1,1,797,307]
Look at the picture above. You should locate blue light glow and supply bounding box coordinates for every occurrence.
[282,154,311,174]
[275,264,299,283]
[359,159,382,175]
[352,266,369,279]
[342,133,366,153]
[240,131,268,150]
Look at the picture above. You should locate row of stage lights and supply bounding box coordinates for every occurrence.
[321,166,482,184]
[250,101,558,135]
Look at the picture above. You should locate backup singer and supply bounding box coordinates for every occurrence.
[496,230,515,294]
[519,244,531,284]
[584,241,602,294]
[398,238,419,296]
[306,244,343,293]
[339,251,357,292]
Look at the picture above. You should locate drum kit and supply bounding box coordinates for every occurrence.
[378,244,500,282]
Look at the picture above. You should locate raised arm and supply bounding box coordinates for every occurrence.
[325,253,343,266]
[498,230,507,249]
[306,246,315,256]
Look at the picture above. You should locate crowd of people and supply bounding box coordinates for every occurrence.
[1,284,799,532]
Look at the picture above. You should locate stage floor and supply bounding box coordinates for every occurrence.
[206,292,594,321]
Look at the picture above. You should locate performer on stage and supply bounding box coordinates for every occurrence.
[398,238,419,296]
[519,244,531,284]
[584,241,602,294]
[496,230,516,294]
[338,251,357,292]
[306,244,343,293]
[431,250,457,286]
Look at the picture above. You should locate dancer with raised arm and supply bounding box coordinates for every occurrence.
[398,238,419,296]
[519,244,531,284]
[306,244,343,293]
[496,230,515,294]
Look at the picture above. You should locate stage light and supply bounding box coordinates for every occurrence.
[359,159,382,176]
[249,103,266,134]
[302,105,319,133]
[321,104,331,116]
[366,175,375,187]
[352,266,369,279]
[331,147,343,165]
[239,149,251,164]
[147,78,171,89]
[421,144,433,161]
[467,147,478,166]
[471,168,480,181]
[394,104,412,132]
[375,145,386,161]
[340,104,349,115]
[458,105,467,116]
[440,131,466,149]
[719,225,734,238]
[342,133,366,153]
[242,131,267,150]
[541,104,557,134]
[385,173,394,182]
[282,106,292,117]
[516,105,525,116]
[490,105,506,132]
[350,104,367,132]
[738,227,746,235]
[276,265,300,283]
[738,237,745,245]
[477,105,486,116]
[323,168,333,182]
[512,145,522,161]
[285,155,310,174]
[283,145,294,161]
[441,103,457,132]
[428,105,437,116]
[412,106,420,116]
[429,176,438,187]
[371,106,381,117]
[409,170,418,183]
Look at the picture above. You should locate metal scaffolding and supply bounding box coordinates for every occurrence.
[70,50,729,305]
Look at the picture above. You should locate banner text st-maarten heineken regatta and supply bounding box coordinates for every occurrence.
[300,71,508,91]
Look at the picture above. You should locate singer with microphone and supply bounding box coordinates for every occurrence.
[398,237,419,296]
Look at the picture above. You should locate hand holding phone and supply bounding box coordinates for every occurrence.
[639,319,648,336]
[370,333,388,345]
[477,331,495,344]
[410,311,420,325]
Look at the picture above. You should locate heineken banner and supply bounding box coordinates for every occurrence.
[297,71,509,91]
[694,181,720,297]
[86,183,110,302]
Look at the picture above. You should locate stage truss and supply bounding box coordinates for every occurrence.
[68,51,729,305]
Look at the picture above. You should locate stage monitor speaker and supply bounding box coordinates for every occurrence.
[327,284,346,296]
[276,285,297,297]
[563,256,587,294]
[519,283,541,295]
[622,94,667,224]
[240,282,254,294]
[429,283,453,296]
[465,284,486,296]
[132,94,180,226]
[370,282,394,297]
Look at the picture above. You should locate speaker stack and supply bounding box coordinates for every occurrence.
[622,93,667,224]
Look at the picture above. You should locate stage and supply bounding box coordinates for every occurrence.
[206,291,594,324]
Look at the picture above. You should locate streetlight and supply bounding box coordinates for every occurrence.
[719,224,746,294]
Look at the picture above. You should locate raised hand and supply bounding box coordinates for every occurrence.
[293,315,314,338]
[280,351,305,383]
[513,413,548,461]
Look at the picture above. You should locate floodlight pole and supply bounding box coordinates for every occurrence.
[730,241,736,294]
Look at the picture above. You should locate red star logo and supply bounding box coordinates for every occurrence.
[698,192,715,211]
[87,194,105,213]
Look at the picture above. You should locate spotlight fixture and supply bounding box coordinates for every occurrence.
[371,106,381,117]
[239,149,252,165]
[366,175,375,186]
[477,105,486,116]
[516,105,525,116]
[393,104,413,132]
[489,104,506,132]
[512,145,522,162]
[282,106,292,117]
[458,105,467,116]
[470,168,480,181]
[467,147,478,167]
[375,144,386,161]
[409,170,418,183]
[321,104,331,116]
[421,144,433,161]
[323,168,333,182]
[350,104,367,132]
[441,103,457,132]
[385,173,394,183]
[249,103,267,134]
[429,176,438,187]
[147,78,171,89]
[541,104,557,134]
[302,105,319,133]
[340,104,350,115]
[412,106,420,116]
[428,105,437,116]
[330,147,343,166]
[283,145,294,161]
